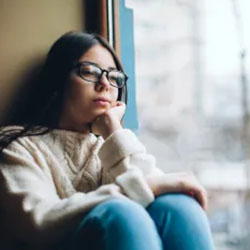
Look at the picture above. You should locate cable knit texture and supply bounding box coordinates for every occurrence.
[0,128,163,250]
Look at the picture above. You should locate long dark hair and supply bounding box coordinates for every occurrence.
[0,31,127,154]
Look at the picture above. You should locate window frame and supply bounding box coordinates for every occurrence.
[85,0,138,130]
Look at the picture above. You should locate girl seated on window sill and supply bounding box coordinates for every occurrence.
[0,31,214,250]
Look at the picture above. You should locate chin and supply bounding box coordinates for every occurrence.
[89,109,108,121]
[95,106,109,114]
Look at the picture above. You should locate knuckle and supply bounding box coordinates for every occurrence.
[178,178,186,191]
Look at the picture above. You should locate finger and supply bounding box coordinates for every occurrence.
[184,189,204,210]
[200,188,208,210]
[184,191,195,197]
[180,178,208,210]
[187,174,208,210]
[115,101,126,107]
[111,102,126,117]
[110,101,123,109]
[192,187,208,210]
[192,179,208,210]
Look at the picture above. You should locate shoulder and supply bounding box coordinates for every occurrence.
[0,126,55,158]
[1,127,101,161]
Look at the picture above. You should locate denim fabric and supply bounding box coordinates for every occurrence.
[147,194,214,250]
[62,194,214,250]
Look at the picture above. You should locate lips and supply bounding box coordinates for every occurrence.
[93,97,111,107]
[93,97,111,103]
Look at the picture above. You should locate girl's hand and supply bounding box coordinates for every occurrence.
[146,171,208,210]
[105,101,126,122]
[91,101,126,139]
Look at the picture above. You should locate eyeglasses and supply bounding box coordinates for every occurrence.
[73,61,128,88]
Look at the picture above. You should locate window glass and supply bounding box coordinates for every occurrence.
[126,0,250,248]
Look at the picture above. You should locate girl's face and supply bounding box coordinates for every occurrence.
[59,44,119,133]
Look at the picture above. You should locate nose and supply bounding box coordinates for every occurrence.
[95,72,110,91]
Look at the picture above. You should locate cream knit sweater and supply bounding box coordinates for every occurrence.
[0,128,163,249]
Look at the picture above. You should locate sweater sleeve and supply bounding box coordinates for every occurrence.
[0,141,128,247]
[98,129,164,207]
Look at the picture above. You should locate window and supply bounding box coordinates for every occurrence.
[126,0,250,249]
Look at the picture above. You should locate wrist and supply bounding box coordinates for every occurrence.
[146,174,166,196]
[101,115,123,139]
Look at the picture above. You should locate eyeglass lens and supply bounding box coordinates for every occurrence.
[79,64,126,88]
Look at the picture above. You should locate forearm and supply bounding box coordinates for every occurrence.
[99,115,123,140]
[91,102,124,139]
[99,129,165,207]
[146,173,169,196]
[145,172,208,210]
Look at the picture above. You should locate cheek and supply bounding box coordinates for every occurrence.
[111,88,119,101]
[66,77,92,105]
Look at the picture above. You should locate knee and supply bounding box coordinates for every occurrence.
[146,194,214,250]
[147,194,214,249]
[85,198,154,229]
[148,193,208,225]
[72,198,163,250]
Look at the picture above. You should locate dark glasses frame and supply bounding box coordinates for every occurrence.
[72,61,128,88]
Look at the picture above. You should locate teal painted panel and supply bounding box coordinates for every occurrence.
[119,0,138,131]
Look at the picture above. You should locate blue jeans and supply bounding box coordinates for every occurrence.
[63,194,214,250]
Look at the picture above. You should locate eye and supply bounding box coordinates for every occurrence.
[109,71,126,87]
[80,66,97,75]
[79,65,101,81]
